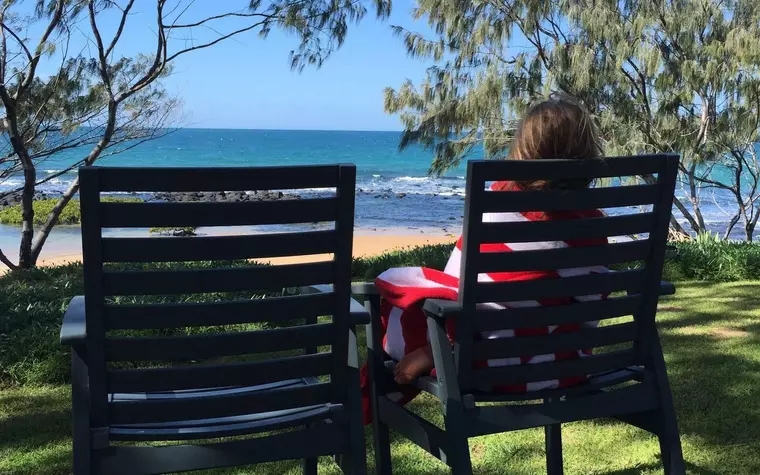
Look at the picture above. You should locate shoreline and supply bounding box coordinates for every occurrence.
[0,227,459,273]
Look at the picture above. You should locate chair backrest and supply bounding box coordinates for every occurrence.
[78,164,355,429]
[455,154,678,392]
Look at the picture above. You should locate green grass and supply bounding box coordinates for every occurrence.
[0,197,141,225]
[1,281,759,474]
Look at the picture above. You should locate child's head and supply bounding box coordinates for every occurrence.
[508,92,602,190]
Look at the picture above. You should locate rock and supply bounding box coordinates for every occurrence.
[396,193,407,199]
[0,190,52,210]
[151,189,300,203]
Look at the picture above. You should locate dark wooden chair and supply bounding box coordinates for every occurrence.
[354,154,685,475]
[60,164,368,475]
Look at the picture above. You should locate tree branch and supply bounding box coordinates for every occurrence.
[0,248,18,271]
[16,0,66,98]
[105,0,136,58]
[0,21,33,65]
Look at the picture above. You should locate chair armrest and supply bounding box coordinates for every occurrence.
[350,282,379,297]
[424,280,675,319]
[422,298,462,319]
[659,280,676,296]
[60,296,86,346]
[627,280,676,297]
[300,285,370,325]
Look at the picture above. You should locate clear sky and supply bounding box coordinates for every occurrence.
[165,1,434,131]
[26,0,435,131]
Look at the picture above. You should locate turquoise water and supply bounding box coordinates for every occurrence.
[0,128,748,234]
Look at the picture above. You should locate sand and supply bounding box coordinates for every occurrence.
[1,230,458,273]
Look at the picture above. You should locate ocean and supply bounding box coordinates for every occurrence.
[0,128,751,237]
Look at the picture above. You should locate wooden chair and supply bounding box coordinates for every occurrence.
[60,164,368,475]
[354,154,685,475]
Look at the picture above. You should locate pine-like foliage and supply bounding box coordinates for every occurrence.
[386,0,760,239]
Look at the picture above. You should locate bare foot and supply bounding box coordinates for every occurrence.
[394,345,434,384]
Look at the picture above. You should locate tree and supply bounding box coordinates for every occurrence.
[0,0,390,270]
[384,0,760,239]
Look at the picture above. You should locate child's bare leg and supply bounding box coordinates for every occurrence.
[394,345,434,384]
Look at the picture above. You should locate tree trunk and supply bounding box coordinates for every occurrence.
[669,213,690,237]
[723,214,740,240]
[9,136,36,269]
[686,164,706,233]
[670,196,699,236]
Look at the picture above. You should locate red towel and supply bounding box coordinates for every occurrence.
[360,182,610,424]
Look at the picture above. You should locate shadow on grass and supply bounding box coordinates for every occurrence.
[601,461,722,475]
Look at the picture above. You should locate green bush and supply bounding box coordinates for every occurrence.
[2,238,760,386]
[0,197,140,225]
[666,235,760,281]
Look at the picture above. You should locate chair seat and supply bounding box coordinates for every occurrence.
[108,378,338,441]
[382,358,647,404]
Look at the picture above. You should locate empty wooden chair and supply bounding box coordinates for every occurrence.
[60,164,367,474]
[355,154,685,475]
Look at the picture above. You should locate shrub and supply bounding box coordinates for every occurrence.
[666,235,760,281]
[0,197,141,225]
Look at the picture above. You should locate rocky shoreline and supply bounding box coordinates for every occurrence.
[0,189,301,210]
[0,191,62,209]
[151,190,301,203]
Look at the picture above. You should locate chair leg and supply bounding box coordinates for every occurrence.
[303,457,318,475]
[366,299,393,475]
[372,411,393,475]
[649,339,686,475]
[658,411,685,475]
[340,326,368,475]
[545,423,563,475]
[446,435,473,475]
[338,423,369,475]
[71,348,92,475]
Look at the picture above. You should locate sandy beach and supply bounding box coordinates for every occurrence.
[1,227,458,273]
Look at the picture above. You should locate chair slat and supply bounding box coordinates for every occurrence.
[101,230,337,263]
[480,213,655,243]
[481,185,659,212]
[472,349,638,386]
[472,155,668,181]
[99,198,338,228]
[104,292,335,330]
[472,295,641,332]
[105,323,335,362]
[96,165,340,192]
[472,322,637,359]
[108,353,333,393]
[99,423,344,474]
[108,381,332,425]
[474,269,646,303]
[102,261,334,296]
[476,240,650,273]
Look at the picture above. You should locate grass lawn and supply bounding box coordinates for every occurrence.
[2,281,759,475]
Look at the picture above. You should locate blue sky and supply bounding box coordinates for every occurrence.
[29,0,435,131]
[164,1,433,130]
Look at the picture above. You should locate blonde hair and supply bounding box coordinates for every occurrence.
[508,92,602,190]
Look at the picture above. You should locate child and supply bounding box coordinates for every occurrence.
[360,93,609,424]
